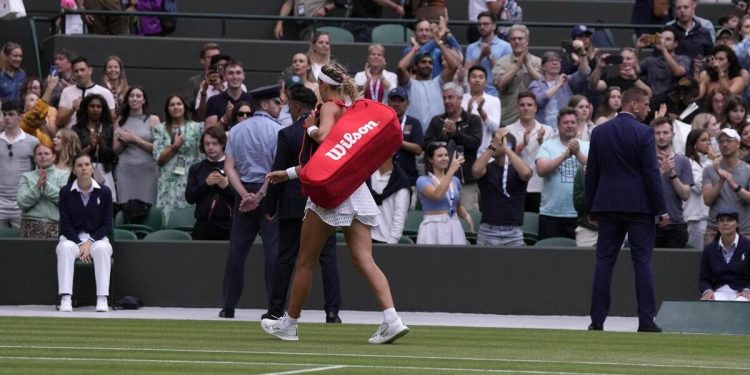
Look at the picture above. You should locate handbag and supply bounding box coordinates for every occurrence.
[0,0,26,20]
[300,99,402,209]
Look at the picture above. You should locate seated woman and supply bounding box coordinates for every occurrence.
[699,209,750,302]
[16,143,69,238]
[185,126,234,240]
[56,153,114,313]
[416,142,473,245]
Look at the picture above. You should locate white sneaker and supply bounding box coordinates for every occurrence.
[59,295,72,312]
[368,317,409,344]
[96,296,109,312]
[261,316,299,341]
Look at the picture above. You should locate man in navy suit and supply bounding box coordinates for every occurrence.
[262,84,342,323]
[699,208,750,302]
[585,88,668,332]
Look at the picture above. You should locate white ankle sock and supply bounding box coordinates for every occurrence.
[284,313,298,326]
[383,307,398,322]
[61,295,71,303]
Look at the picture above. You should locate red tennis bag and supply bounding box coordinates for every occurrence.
[300,99,402,209]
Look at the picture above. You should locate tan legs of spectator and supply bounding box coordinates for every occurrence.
[343,220,394,311]
[286,211,335,319]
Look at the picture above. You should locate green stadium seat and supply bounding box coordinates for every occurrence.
[534,237,578,247]
[0,227,19,238]
[113,228,138,241]
[398,235,414,244]
[143,229,193,241]
[523,211,539,245]
[372,24,414,44]
[403,210,424,238]
[167,205,196,233]
[114,206,164,239]
[317,26,354,43]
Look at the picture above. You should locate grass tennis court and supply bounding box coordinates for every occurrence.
[1,316,749,374]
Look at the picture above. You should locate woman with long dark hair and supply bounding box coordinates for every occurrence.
[113,86,159,204]
[699,45,747,98]
[720,95,748,130]
[684,128,712,249]
[415,142,471,244]
[263,63,408,344]
[152,95,202,222]
[594,86,621,125]
[71,94,117,201]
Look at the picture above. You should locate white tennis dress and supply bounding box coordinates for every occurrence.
[305,183,380,227]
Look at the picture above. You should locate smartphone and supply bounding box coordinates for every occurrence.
[49,64,58,77]
[604,55,624,65]
[642,34,660,45]
[456,145,464,158]
[561,41,573,54]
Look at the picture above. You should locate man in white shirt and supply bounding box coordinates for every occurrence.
[462,65,501,156]
[506,91,553,213]
[368,156,410,244]
[56,56,116,129]
[0,100,39,228]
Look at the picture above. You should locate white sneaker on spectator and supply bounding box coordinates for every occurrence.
[261,316,299,341]
[59,295,72,312]
[368,317,409,344]
[96,296,109,312]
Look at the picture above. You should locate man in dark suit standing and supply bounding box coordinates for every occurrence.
[262,84,342,323]
[585,88,668,332]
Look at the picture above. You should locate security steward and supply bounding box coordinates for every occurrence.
[219,84,281,318]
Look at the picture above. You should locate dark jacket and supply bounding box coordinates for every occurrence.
[586,112,666,216]
[265,115,308,220]
[699,235,750,294]
[58,182,113,244]
[424,110,483,183]
[185,158,234,222]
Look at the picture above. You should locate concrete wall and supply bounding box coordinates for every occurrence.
[0,239,700,316]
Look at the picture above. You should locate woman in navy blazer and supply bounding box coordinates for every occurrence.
[56,153,113,313]
[699,209,750,301]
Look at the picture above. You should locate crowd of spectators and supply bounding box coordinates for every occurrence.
[3,0,750,304]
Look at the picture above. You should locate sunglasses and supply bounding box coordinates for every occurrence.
[6,143,11,158]
[237,111,252,117]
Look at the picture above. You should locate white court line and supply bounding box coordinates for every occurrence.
[0,345,747,372]
[0,355,620,374]
[262,365,346,374]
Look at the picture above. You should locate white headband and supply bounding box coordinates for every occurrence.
[318,71,341,86]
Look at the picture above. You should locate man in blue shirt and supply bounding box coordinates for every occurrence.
[219,84,281,319]
[464,11,511,97]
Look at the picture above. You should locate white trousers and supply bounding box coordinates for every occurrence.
[714,285,750,302]
[56,234,112,296]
